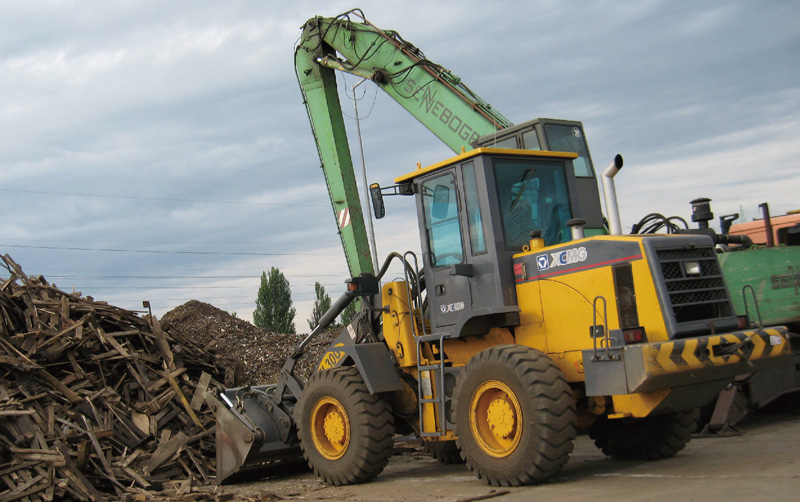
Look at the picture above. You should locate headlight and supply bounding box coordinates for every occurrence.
[683,261,701,276]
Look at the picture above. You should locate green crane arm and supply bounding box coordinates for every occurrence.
[295,9,514,277]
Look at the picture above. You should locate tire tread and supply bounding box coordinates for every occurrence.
[296,366,395,485]
[453,345,576,486]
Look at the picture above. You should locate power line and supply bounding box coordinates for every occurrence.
[74,286,245,290]
[46,273,345,279]
[0,187,327,208]
[2,238,340,246]
[110,295,256,302]
[29,266,347,273]
[64,283,347,291]
[1,243,326,257]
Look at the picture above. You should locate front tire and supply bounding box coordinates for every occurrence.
[453,345,576,486]
[588,408,699,460]
[295,367,395,485]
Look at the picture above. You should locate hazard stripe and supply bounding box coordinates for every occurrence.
[681,338,699,368]
[655,342,672,372]
[671,341,690,368]
[337,208,350,229]
[749,331,765,359]
[647,328,789,374]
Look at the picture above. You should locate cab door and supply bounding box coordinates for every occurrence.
[418,169,471,332]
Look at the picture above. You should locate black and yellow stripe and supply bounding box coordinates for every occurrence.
[646,327,789,376]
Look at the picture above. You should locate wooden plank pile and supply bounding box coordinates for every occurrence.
[0,255,228,501]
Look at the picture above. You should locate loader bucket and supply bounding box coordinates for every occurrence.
[205,275,381,482]
[206,385,302,483]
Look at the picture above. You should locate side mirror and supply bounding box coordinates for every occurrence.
[369,183,385,219]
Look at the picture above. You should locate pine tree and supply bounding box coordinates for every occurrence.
[253,267,296,334]
[308,282,333,330]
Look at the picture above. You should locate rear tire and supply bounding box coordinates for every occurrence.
[295,367,395,485]
[453,345,576,486]
[589,408,699,460]
[423,440,464,464]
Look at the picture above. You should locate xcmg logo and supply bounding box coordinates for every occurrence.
[536,247,588,271]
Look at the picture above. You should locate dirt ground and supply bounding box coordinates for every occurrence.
[211,406,800,502]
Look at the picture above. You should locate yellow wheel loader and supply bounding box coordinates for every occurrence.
[291,8,800,439]
[208,148,792,486]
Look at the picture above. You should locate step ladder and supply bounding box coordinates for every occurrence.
[415,332,447,438]
[401,251,447,438]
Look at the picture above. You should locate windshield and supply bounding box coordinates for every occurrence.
[543,124,594,178]
[494,158,572,248]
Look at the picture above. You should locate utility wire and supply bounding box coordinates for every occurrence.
[0,187,327,208]
[46,273,344,279]
[2,238,339,245]
[82,286,245,290]
[0,243,326,257]
[61,282,348,290]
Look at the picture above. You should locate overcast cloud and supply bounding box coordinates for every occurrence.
[1,0,798,329]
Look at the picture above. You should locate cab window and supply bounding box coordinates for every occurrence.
[521,129,541,151]
[494,158,572,248]
[462,162,486,255]
[422,172,464,267]
[543,124,594,178]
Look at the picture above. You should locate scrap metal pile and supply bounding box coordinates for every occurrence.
[0,255,227,501]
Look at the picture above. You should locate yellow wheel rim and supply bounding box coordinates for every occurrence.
[310,396,350,460]
[470,380,522,458]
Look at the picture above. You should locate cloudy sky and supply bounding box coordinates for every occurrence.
[2,1,798,330]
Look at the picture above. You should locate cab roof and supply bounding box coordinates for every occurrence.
[394,147,579,184]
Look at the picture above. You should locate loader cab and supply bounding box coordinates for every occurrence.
[474,118,605,236]
[394,148,586,338]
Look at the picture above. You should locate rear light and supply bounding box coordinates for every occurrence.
[622,327,646,344]
[736,315,749,329]
[345,276,380,296]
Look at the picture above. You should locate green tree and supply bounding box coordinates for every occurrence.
[253,267,296,334]
[339,300,358,326]
[308,282,333,330]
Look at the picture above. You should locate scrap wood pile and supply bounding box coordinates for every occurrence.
[0,255,228,501]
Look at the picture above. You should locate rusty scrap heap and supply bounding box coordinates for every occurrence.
[0,255,225,501]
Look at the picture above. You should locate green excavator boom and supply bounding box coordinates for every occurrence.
[294,9,514,277]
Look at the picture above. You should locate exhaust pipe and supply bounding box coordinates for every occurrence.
[567,218,586,241]
[601,155,624,235]
[759,202,774,247]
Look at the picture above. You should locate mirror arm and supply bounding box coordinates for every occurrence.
[369,183,414,219]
